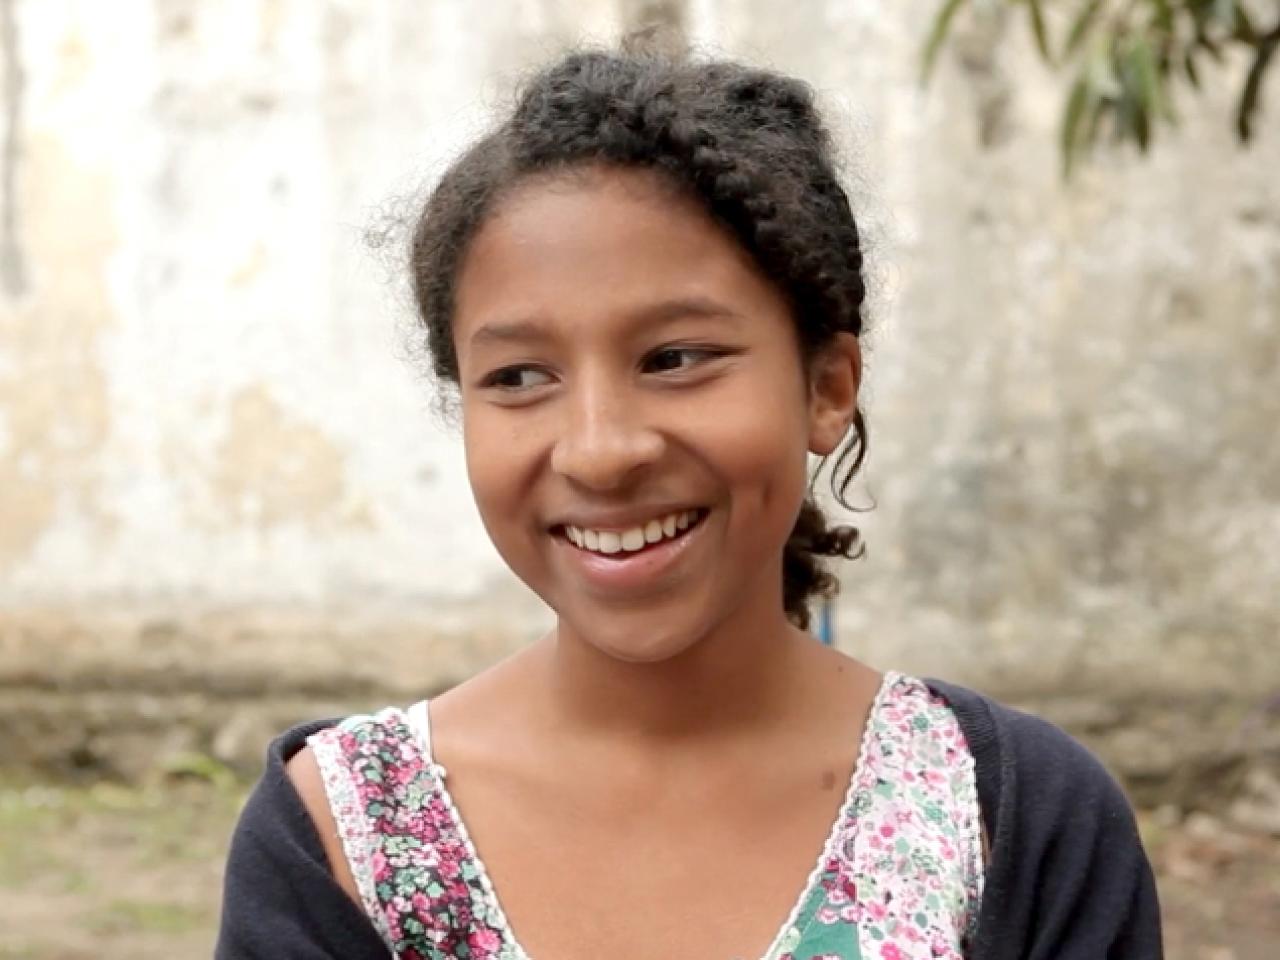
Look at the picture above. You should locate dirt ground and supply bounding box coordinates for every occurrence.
[0,776,1275,960]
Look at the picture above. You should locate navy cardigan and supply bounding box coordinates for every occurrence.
[215,679,1163,959]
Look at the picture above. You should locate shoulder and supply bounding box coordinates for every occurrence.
[240,707,425,906]
[874,672,982,780]
[923,677,1134,822]
[284,705,425,874]
[229,716,351,875]
[923,678,1163,959]
[285,741,362,907]
[217,717,393,959]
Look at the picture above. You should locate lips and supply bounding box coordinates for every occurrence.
[551,508,710,595]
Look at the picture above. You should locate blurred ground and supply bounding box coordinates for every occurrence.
[1,609,1276,955]
[0,775,1275,960]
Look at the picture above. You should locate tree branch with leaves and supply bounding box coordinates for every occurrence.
[922,0,1278,176]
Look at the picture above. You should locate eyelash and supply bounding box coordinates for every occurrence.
[642,345,728,373]
[479,345,731,392]
[480,366,553,391]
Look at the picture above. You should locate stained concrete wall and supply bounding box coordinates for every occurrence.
[2,0,1277,706]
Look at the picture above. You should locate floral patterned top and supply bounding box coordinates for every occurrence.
[308,671,985,960]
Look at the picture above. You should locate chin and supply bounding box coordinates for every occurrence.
[558,607,710,665]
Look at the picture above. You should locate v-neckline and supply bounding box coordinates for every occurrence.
[407,670,897,960]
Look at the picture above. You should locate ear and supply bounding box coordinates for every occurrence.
[807,332,861,456]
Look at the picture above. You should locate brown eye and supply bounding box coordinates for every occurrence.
[482,365,553,390]
[643,346,722,374]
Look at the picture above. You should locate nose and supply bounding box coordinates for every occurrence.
[550,373,664,492]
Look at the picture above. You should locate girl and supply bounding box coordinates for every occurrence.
[216,47,1162,960]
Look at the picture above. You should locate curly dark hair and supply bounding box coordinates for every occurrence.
[409,46,868,630]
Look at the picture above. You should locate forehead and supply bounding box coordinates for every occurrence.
[452,165,788,345]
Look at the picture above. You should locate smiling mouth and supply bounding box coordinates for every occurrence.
[554,508,709,558]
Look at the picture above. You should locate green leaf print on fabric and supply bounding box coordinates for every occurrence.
[770,867,862,960]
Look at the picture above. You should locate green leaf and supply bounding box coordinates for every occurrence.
[921,0,968,82]
[1086,43,1123,99]
[1236,32,1278,141]
[1061,72,1091,178]
[1183,49,1201,88]
[1118,49,1153,151]
[1130,35,1171,121]
[1150,0,1174,33]
[1134,100,1152,151]
[1231,5,1257,43]
[1065,0,1103,57]
[1026,0,1052,62]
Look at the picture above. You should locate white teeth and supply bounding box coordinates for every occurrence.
[565,510,702,556]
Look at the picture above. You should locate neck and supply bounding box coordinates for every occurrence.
[537,583,818,745]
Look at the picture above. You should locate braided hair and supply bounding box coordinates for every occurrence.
[410,47,868,629]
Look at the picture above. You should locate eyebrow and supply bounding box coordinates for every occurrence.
[468,296,743,347]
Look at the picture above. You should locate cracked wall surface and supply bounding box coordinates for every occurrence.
[1,0,1276,701]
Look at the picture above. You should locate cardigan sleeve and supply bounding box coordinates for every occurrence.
[928,679,1164,960]
[215,721,391,960]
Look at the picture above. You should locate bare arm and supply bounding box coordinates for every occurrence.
[284,744,363,907]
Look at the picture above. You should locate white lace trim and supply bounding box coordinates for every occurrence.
[844,675,985,959]
[378,672,982,960]
[405,699,529,960]
[759,668,899,960]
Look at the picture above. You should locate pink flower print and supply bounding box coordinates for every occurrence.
[468,927,502,956]
[879,823,895,838]
[438,854,461,880]
[880,945,904,960]
[839,874,857,901]
[816,905,841,924]
[385,910,404,943]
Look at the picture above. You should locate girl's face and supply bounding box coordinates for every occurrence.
[452,166,858,663]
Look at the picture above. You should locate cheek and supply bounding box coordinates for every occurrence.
[462,409,532,548]
[693,380,812,525]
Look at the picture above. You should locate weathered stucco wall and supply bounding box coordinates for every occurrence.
[2,0,1277,711]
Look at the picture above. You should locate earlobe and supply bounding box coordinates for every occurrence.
[807,333,861,456]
